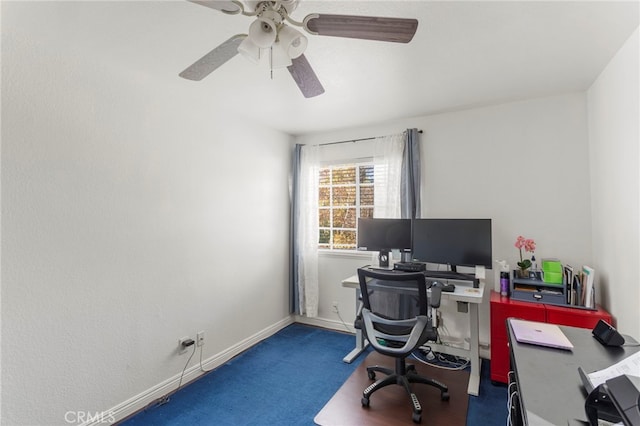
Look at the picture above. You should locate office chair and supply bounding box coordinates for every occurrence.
[357,267,449,424]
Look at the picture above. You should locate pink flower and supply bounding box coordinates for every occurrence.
[514,236,536,252]
[524,239,536,252]
[515,236,536,271]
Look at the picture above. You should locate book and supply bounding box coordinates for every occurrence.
[574,275,582,306]
[563,265,574,304]
[582,265,595,308]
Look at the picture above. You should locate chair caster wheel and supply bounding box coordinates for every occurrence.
[412,413,422,423]
[441,391,450,401]
[367,371,376,380]
[361,397,370,407]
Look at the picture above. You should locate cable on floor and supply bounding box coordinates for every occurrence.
[411,346,470,371]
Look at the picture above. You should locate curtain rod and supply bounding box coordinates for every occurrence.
[319,129,423,147]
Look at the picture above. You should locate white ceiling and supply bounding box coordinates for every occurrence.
[6,1,639,135]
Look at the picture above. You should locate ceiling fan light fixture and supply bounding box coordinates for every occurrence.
[269,42,293,69]
[249,17,278,47]
[237,36,262,63]
[278,25,307,58]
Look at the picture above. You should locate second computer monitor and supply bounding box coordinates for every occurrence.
[411,218,492,270]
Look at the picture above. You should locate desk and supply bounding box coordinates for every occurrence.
[341,273,485,396]
[507,318,640,425]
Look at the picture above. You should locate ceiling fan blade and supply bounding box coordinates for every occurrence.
[179,34,245,81]
[287,55,325,98]
[187,0,242,14]
[304,14,418,43]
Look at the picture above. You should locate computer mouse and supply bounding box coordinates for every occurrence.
[432,281,455,292]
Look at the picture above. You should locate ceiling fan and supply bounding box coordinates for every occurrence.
[179,0,419,98]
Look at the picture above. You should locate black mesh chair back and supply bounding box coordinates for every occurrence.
[357,267,449,423]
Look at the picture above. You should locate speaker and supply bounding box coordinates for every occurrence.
[378,250,389,268]
[592,319,625,346]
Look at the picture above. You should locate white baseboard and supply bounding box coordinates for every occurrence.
[97,316,294,426]
[293,315,354,335]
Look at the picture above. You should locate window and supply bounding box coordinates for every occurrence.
[318,162,374,250]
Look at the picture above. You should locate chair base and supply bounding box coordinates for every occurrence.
[361,359,449,424]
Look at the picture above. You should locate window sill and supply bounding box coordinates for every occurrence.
[318,250,372,260]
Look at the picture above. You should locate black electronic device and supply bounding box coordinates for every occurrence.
[357,218,411,267]
[393,262,426,272]
[581,369,640,426]
[607,374,640,426]
[411,218,493,271]
[592,319,625,347]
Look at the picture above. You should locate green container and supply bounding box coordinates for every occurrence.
[542,259,563,285]
[543,271,563,285]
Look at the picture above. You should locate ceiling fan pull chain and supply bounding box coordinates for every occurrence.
[270,47,274,80]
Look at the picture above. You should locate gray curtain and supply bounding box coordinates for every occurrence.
[401,128,421,219]
[289,144,301,314]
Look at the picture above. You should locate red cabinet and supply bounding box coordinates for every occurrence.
[489,290,612,384]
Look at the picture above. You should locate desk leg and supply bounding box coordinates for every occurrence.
[343,327,369,363]
[467,302,481,396]
[343,288,369,363]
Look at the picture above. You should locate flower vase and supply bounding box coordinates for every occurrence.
[517,269,530,279]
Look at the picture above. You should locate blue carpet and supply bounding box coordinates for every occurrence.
[121,324,507,425]
[467,358,509,425]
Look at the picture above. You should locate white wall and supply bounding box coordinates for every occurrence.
[298,93,593,348]
[587,28,640,337]
[1,4,292,425]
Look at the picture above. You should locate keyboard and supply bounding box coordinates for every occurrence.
[424,270,472,280]
[393,262,426,272]
[424,270,480,288]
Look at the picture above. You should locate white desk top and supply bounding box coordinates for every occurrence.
[341,274,485,303]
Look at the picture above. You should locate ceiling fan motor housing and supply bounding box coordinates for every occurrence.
[247,0,298,16]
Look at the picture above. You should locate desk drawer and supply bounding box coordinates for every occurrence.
[545,304,612,328]
[510,288,566,306]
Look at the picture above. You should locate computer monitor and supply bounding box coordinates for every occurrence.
[357,218,411,267]
[411,218,492,271]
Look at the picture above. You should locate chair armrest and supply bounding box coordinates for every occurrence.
[430,286,442,308]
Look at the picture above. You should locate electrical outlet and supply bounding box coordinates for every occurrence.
[331,301,339,313]
[178,337,191,354]
[197,331,205,347]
